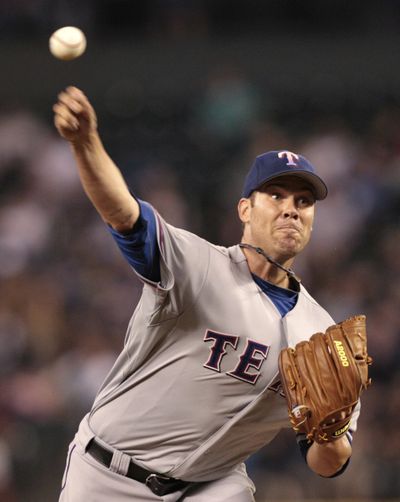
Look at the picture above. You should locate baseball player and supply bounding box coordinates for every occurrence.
[54,87,356,502]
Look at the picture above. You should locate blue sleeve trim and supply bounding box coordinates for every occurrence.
[108,200,161,283]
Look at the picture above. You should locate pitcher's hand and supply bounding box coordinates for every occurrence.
[53,86,98,145]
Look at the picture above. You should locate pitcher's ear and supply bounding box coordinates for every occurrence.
[238,197,251,224]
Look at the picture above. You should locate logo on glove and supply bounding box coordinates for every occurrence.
[334,340,349,367]
[333,421,351,438]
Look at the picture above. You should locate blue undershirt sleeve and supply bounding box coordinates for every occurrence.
[107,199,161,283]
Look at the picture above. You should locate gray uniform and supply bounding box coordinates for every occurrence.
[59,209,359,501]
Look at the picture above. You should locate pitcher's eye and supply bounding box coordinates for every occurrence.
[271,192,282,200]
[298,196,314,207]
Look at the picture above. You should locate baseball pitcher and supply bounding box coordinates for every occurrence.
[53,87,371,502]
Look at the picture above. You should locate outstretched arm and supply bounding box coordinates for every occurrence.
[53,86,139,233]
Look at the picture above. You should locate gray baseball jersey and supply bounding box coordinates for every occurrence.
[68,207,358,486]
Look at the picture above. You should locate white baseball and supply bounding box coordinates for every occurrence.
[49,26,87,61]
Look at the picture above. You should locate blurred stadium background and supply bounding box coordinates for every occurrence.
[0,1,399,501]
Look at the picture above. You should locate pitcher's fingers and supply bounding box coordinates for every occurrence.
[54,114,79,132]
[53,103,79,128]
[57,91,83,115]
[53,102,76,119]
[65,86,94,111]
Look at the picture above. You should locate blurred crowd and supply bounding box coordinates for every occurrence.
[0,63,399,501]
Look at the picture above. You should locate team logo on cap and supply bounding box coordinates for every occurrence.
[278,150,299,166]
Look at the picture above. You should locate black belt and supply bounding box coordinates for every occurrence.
[86,438,189,496]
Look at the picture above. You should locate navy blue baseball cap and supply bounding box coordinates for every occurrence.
[241,150,328,200]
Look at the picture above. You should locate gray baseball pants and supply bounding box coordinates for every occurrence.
[59,418,256,502]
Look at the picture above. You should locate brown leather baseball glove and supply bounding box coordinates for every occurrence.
[279,315,372,444]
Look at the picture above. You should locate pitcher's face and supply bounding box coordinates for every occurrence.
[239,176,315,260]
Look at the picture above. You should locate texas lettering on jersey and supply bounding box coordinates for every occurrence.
[203,329,270,384]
